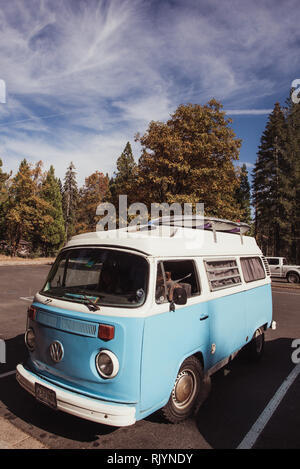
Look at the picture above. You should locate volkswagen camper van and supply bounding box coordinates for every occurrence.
[16,217,275,426]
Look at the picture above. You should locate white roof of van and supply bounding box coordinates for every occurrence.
[64,225,261,258]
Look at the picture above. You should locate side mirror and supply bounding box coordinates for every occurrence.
[173,287,188,305]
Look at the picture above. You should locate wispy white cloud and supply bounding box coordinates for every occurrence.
[0,127,130,186]
[225,109,273,115]
[0,0,299,182]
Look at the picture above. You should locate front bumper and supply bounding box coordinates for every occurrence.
[16,364,136,427]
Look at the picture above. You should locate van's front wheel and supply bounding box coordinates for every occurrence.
[161,356,203,424]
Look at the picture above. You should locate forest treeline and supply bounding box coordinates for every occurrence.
[0,97,299,262]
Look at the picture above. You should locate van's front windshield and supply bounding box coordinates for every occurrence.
[42,248,149,308]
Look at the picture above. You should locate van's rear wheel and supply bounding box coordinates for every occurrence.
[161,356,203,424]
[246,327,265,361]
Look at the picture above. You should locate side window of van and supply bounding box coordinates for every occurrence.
[240,257,266,282]
[155,260,200,304]
[204,259,242,291]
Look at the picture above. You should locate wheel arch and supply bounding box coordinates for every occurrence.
[193,351,205,370]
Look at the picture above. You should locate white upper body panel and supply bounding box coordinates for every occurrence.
[35,225,269,318]
[63,225,261,258]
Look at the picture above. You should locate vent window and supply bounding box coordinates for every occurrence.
[204,259,242,291]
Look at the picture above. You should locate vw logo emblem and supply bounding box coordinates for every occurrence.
[49,341,64,363]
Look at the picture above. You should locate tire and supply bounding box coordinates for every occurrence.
[161,356,203,424]
[287,272,300,284]
[246,327,265,361]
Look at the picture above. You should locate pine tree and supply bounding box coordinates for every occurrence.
[76,171,109,234]
[285,95,300,263]
[235,164,251,224]
[0,158,10,201]
[252,103,290,257]
[62,162,79,240]
[5,159,48,255]
[57,178,63,196]
[39,166,65,256]
[0,158,10,240]
[113,142,137,202]
[5,159,33,254]
[109,142,138,226]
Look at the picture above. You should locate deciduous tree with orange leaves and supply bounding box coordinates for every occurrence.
[76,171,110,234]
[135,99,243,220]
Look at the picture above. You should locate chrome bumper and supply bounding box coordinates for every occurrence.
[16,364,136,427]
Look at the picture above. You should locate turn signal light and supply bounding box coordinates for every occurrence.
[27,306,37,321]
[98,324,115,341]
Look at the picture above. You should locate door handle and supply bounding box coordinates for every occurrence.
[200,314,209,321]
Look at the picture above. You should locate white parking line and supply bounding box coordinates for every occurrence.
[0,370,16,379]
[237,362,300,449]
[19,296,34,302]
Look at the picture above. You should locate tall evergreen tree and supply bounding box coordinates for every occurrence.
[5,159,35,254]
[0,158,10,240]
[285,94,300,263]
[57,178,63,196]
[235,164,251,224]
[39,166,65,256]
[113,142,137,202]
[252,102,290,257]
[76,171,109,234]
[109,142,138,226]
[62,162,79,240]
[5,159,49,255]
[0,158,10,200]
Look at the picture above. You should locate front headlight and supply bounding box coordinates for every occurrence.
[25,328,35,351]
[95,350,119,379]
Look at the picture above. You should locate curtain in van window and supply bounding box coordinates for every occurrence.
[241,257,265,282]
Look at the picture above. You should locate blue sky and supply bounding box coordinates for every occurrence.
[0,0,299,186]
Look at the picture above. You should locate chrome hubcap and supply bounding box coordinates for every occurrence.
[172,370,196,409]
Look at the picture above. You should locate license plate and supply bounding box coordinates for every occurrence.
[35,383,57,410]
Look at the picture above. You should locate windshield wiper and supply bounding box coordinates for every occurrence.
[82,294,100,311]
[44,287,101,310]
[64,289,101,311]
[45,286,100,311]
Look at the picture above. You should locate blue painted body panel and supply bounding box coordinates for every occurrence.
[244,284,273,334]
[139,284,272,417]
[207,284,273,366]
[26,283,272,422]
[28,303,144,404]
[140,301,210,413]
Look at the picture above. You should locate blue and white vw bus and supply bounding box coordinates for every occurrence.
[16,217,275,426]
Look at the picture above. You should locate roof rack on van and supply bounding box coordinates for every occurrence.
[149,215,250,243]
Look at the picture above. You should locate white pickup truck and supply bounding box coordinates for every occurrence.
[266,257,300,283]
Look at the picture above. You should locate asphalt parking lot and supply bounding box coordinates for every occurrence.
[0,265,300,450]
